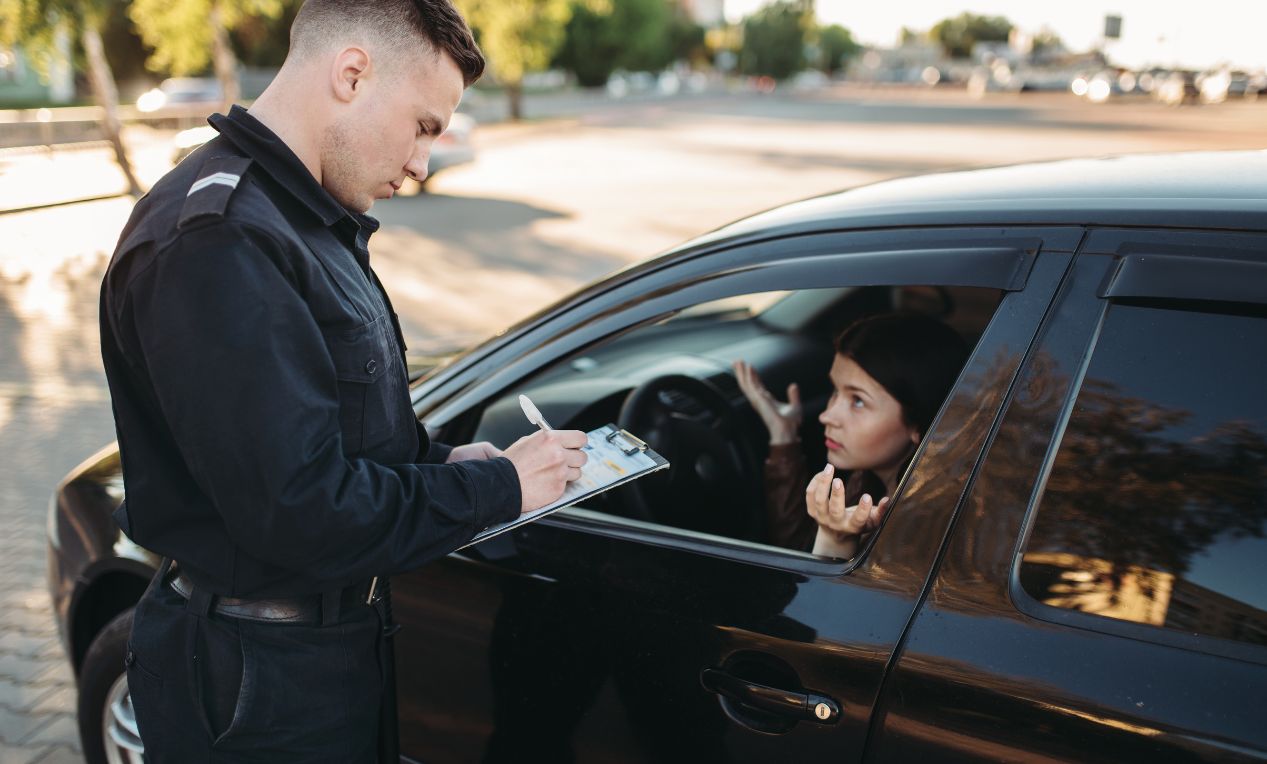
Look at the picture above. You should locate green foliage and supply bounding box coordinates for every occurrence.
[611,0,670,72]
[101,0,151,81]
[816,23,858,75]
[898,26,924,46]
[1030,29,1065,58]
[553,2,620,87]
[928,12,1012,59]
[229,1,298,68]
[2,0,98,76]
[456,0,575,87]
[739,0,810,80]
[129,0,285,75]
[2,0,146,81]
[554,0,703,87]
[666,8,706,66]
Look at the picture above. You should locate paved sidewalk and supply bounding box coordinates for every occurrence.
[0,394,113,764]
[0,208,115,762]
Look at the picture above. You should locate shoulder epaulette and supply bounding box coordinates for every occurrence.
[178,156,253,229]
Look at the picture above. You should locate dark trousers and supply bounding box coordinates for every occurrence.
[126,569,385,763]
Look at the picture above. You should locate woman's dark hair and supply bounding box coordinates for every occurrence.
[834,312,970,436]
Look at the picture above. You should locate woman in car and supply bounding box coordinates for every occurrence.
[733,312,969,558]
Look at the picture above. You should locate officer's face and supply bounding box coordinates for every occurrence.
[322,48,465,213]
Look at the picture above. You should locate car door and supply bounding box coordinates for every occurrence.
[391,226,1083,763]
[870,230,1267,762]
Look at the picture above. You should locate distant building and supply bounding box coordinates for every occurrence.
[683,0,725,27]
[0,45,74,106]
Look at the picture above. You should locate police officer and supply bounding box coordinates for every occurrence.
[99,1,589,760]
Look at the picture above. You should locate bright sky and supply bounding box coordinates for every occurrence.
[725,0,1267,71]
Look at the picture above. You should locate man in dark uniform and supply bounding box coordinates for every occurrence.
[98,1,589,760]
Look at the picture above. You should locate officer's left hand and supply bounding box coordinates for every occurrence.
[446,441,503,463]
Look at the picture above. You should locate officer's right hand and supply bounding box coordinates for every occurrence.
[503,429,589,513]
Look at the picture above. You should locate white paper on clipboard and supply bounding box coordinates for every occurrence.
[460,424,669,550]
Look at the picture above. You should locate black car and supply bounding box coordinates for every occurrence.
[49,151,1267,763]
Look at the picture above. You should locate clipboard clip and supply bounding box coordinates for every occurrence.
[606,428,649,456]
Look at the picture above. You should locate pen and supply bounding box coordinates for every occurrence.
[519,394,552,431]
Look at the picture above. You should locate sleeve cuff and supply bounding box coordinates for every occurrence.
[452,455,521,529]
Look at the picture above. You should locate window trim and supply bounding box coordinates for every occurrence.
[413,229,1058,409]
[537,508,855,577]
[424,242,1038,424]
[1100,253,1267,306]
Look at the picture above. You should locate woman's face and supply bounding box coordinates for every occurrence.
[819,354,921,474]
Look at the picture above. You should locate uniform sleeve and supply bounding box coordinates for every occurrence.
[119,221,520,581]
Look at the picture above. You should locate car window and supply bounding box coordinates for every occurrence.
[472,284,1003,561]
[1019,300,1267,647]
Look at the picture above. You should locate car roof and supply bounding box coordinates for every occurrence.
[691,151,1267,247]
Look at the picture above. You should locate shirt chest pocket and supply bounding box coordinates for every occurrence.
[321,315,408,455]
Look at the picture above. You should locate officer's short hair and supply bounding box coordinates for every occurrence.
[289,0,485,86]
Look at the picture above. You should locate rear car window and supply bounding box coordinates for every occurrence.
[1019,301,1267,647]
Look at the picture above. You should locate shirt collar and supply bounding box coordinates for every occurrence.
[209,105,350,228]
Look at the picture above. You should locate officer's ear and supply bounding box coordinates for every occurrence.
[331,46,372,103]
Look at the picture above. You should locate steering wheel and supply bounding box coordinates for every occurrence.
[617,374,765,541]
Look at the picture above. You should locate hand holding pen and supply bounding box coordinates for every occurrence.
[501,394,589,513]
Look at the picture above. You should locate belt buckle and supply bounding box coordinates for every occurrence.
[366,576,380,605]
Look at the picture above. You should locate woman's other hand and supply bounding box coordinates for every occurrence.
[733,359,802,445]
[805,464,890,556]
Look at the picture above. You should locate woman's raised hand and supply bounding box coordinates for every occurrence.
[733,359,803,445]
[805,463,890,545]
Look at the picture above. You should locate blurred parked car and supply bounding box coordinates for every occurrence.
[172,111,477,190]
[1198,69,1265,103]
[1070,69,1141,103]
[1156,70,1200,105]
[136,77,223,123]
[50,151,1267,763]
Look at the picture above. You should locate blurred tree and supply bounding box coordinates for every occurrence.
[667,10,706,67]
[1029,28,1065,60]
[129,0,289,110]
[898,26,924,46]
[457,0,576,120]
[611,0,669,72]
[100,1,150,83]
[230,1,298,68]
[928,12,1012,59]
[0,0,142,196]
[739,0,811,80]
[816,23,859,76]
[553,2,620,87]
[554,0,702,88]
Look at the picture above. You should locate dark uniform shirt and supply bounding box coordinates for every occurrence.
[100,106,520,598]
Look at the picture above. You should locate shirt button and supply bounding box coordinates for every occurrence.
[365,359,377,375]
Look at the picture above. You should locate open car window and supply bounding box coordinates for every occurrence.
[469,284,1005,561]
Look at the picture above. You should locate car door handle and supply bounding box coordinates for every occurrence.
[700,668,840,724]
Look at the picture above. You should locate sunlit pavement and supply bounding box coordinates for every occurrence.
[0,87,1263,762]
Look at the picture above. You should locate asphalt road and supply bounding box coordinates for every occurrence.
[0,85,1263,762]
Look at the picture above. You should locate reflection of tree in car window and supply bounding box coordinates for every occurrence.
[1021,303,1267,646]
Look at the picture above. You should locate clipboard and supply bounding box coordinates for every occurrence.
[460,424,669,550]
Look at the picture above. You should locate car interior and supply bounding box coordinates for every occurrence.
[468,284,1005,558]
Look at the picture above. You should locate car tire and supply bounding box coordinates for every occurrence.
[78,608,145,764]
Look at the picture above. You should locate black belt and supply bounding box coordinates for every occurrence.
[167,571,376,625]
